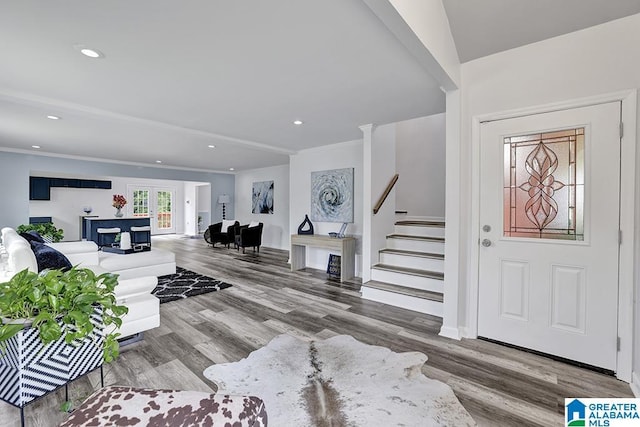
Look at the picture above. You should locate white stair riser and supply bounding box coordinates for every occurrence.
[371,268,443,293]
[361,287,443,317]
[394,225,445,238]
[386,238,444,254]
[379,252,444,272]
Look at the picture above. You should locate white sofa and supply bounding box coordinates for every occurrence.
[47,240,176,280]
[0,227,168,339]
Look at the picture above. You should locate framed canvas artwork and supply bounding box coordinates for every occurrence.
[252,180,274,214]
[310,168,353,223]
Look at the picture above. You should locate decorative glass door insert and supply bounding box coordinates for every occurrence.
[503,127,584,240]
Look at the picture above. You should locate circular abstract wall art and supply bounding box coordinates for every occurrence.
[310,168,354,223]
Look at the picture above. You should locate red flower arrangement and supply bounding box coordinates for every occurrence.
[112,194,127,209]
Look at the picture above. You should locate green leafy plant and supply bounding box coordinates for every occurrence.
[16,222,64,243]
[0,267,128,363]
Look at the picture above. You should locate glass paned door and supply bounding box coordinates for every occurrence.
[132,189,150,217]
[128,186,176,235]
[155,190,173,232]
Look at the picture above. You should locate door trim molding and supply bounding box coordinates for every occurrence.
[468,90,637,382]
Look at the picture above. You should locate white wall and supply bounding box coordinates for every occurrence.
[459,14,640,379]
[395,113,446,218]
[197,184,211,232]
[290,140,363,275]
[371,124,396,266]
[0,152,235,232]
[29,175,192,241]
[388,0,460,87]
[184,182,199,236]
[234,164,290,250]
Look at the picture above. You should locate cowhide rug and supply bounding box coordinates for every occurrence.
[203,334,476,426]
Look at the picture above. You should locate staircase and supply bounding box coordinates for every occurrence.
[361,219,445,317]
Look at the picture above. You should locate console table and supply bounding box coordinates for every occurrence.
[290,234,355,282]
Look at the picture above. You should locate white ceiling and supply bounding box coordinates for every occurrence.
[443,0,640,63]
[0,0,444,172]
[2,1,639,173]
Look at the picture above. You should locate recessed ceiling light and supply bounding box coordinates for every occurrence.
[32,145,40,149]
[47,115,60,120]
[80,48,104,58]
[73,44,105,59]
[156,160,162,164]
[229,167,235,171]
[293,120,303,125]
[208,145,216,148]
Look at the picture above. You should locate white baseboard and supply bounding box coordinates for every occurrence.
[438,325,462,340]
[631,372,640,397]
[459,326,473,338]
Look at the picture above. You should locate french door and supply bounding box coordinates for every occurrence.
[478,102,621,371]
[129,186,176,235]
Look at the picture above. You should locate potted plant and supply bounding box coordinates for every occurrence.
[16,222,64,243]
[0,267,128,408]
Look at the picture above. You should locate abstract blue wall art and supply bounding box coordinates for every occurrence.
[311,168,353,223]
[252,180,274,214]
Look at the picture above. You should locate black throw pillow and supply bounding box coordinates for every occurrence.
[20,231,45,244]
[29,241,72,272]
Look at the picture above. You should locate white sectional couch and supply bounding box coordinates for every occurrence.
[48,240,176,280]
[0,227,175,339]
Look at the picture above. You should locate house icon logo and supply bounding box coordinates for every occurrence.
[566,399,586,426]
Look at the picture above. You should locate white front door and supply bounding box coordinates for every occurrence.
[478,102,621,371]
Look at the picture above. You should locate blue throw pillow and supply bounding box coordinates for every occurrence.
[29,241,72,272]
[20,231,45,244]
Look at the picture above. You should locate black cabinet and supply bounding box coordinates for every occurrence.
[29,177,112,200]
[50,178,81,188]
[79,180,112,189]
[29,177,51,200]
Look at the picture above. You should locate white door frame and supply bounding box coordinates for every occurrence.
[468,90,637,382]
[126,185,177,235]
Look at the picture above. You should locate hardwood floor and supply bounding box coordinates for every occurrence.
[1,235,632,426]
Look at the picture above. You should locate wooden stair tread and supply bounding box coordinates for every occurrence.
[395,220,445,227]
[363,281,443,302]
[372,264,444,280]
[386,234,444,242]
[379,248,444,260]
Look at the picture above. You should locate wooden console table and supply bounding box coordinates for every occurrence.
[290,234,356,282]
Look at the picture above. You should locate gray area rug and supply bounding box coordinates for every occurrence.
[152,267,232,304]
[203,334,476,426]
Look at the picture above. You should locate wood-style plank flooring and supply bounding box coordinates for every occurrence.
[0,235,632,426]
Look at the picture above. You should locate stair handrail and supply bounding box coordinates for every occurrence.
[373,174,399,215]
